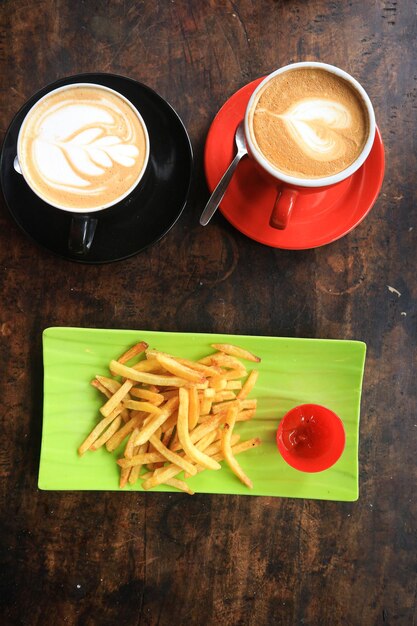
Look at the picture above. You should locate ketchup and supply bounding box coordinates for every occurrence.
[277,404,346,472]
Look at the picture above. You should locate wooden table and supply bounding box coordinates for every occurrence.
[1,2,416,624]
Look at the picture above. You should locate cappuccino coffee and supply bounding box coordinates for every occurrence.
[18,84,149,211]
[248,68,370,179]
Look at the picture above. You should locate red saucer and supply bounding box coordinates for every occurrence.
[204,78,385,249]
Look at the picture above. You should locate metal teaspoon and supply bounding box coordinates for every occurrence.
[199,121,247,226]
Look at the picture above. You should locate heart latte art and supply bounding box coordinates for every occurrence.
[249,68,369,179]
[261,98,353,161]
[18,85,148,210]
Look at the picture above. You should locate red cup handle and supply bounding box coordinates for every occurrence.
[269,186,298,230]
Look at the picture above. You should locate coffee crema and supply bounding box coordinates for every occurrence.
[18,85,148,210]
[248,68,370,179]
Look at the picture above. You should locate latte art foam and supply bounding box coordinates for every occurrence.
[273,98,352,160]
[249,68,369,179]
[18,85,148,210]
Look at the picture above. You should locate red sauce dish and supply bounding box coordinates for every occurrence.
[276,404,346,472]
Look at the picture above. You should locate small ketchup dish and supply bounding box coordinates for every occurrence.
[276,404,346,473]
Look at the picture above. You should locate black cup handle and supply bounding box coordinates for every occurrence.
[68,215,98,256]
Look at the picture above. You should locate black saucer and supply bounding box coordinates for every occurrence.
[0,73,193,263]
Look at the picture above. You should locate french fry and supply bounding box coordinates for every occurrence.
[211,343,261,363]
[121,409,131,424]
[92,377,130,423]
[237,370,259,400]
[117,341,149,364]
[212,399,241,414]
[236,409,257,422]
[200,396,213,416]
[171,413,225,451]
[161,389,180,401]
[131,358,161,372]
[146,349,221,378]
[160,411,178,434]
[100,379,133,417]
[141,465,182,489]
[148,434,197,475]
[222,368,248,380]
[133,396,179,446]
[95,375,122,394]
[120,433,135,488]
[130,388,164,405]
[117,451,169,467]
[193,437,261,476]
[225,437,261,456]
[110,360,188,387]
[153,353,206,384]
[208,376,228,391]
[125,428,140,459]
[190,414,226,444]
[176,388,220,470]
[78,413,119,456]
[122,400,162,414]
[221,407,253,488]
[188,386,200,430]
[198,353,222,365]
[90,416,122,450]
[211,354,247,371]
[119,468,130,489]
[177,359,221,377]
[106,414,143,452]
[213,391,237,402]
[191,381,209,390]
[145,438,162,470]
[241,399,257,410]
[212,399,257,414]
[90,378,112,399]
[163,477,194,495]
[226,380,242,390]
[186,433,241,476]
[183,431,219,477]
[107,405,124,420]
[142,431,218,488]
[128,443,148,485]
[196,414,213,424]
[194,430,219,450]
[140,468,161,481]
[209,432,241,453]
[161,427,175,448]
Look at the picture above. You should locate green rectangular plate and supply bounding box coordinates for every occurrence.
[39,327,366,500]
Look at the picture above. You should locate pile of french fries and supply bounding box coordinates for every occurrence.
[78,340,262,494]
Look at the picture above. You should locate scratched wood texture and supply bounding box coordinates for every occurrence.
[0,1,416,625]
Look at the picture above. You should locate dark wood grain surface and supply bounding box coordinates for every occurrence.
[1,1,416,625]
